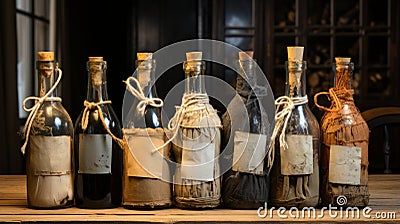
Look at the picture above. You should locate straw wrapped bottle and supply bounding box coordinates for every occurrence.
[269,46,320,208]
[314,57,369,206]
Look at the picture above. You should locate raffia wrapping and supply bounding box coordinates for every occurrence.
[172,99,222,209]
[221,75,271,209]
[317,88,369,207]
[122,128,172,208]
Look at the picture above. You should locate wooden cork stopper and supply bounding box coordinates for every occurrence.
[186,51,202,61]
[137,52,153,60]
[335,57,351,64]
[89,57,103,62]
[239,51,253,60]
[287,46,304,61]
[37,52,54,61]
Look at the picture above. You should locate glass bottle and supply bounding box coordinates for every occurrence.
[24,52,74,209]
[172,52,221,209]
[122,53,172,209]
[269,46,320,208]
[74,57,122,208]
[222,52,270,208]
[317,57,369,206]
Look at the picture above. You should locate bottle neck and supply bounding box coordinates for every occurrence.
[86,61,109,102]
[285,61,307,98]
[236,59,255,97]
[36,61,58,98]
[136,59,158,98]
[334,62,354,90]
[183,60,205,94]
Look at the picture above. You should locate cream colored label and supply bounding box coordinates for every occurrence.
[78,134,112,174]
[29,136,72,175]
[232,131,267,175]
[125,128,165,179]
[280,134,313,175]
[329,145,361,185]
[181,136,215,181]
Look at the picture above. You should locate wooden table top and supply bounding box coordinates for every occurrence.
[0,174,399,223]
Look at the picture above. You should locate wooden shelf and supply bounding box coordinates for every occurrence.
[0,175,399,223]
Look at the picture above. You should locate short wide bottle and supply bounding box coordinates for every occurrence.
[74,57,122,208]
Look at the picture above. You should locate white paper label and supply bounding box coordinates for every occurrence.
[29,136,72,176]
[232,131,267,175]
[125,128,165,179]
[280,134,313,175]
[78,134,112,174]
[181,137,215,181]
[329,145,361,185]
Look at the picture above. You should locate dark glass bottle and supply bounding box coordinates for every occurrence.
[317,57,369,207]
[123,53,172,209]
[74,57,122,208]
[222,52,270,208]
[269,47,320,208]
[23,52,74,209]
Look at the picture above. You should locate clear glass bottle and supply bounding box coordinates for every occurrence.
[172,52,221,209]
[318,57,369,206]
[222,52,270,208]
[269,47,320,208]
[123,53,172,209]
[74,57,122,208]
[25,52,74,209]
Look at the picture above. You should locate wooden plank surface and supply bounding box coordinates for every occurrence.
[0,175,399,223]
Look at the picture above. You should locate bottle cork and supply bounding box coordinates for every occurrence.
[89,57,104,62]
[287,46,304,62]
[37,52,54,61]
[137,52,153,61]
[335,57,351,64]
[186,51,202,61]
[239,51,253,60]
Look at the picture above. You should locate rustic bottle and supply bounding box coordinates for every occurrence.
[222,51,270,208]
[169,52,222,209]
[269,46,320,208]
[74,57,123,208]
[21,52,74,209]
[315,57,369,207]
[122,53,172,209]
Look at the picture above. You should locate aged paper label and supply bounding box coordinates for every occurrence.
[329,145,361,185]
[280,134,313,175]
[232,131,267,175]
[29,136,72,175]
[125,128,165,179]
[78,134,112,174]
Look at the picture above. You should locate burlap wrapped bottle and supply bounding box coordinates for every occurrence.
[221,51,272,208]
[269,47,320,208]
[168,52,222,209]
[314,57,369,207]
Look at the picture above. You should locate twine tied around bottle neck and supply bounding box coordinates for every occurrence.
[152,93,210,153]
[267,95,308,174]
[20,67,63,154]
[81,100,124,148]
[124,77,163,115]
[314,87,354,112]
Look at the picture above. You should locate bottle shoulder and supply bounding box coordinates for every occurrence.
[33,102,73,136]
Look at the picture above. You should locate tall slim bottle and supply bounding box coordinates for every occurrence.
[269,46,320,208]
[123,53,172,209]
[22,52,74,209]
[74,57,122,208]
[171,52,222,209]
[316,57,369,206]
[222,51,270,208]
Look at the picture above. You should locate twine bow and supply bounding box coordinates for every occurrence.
[20,68,63,154]
[124,76,163,115]
[81,100,124,147]
[267,95,308,173]
[314,88,354,112]
[152,93,209,153]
